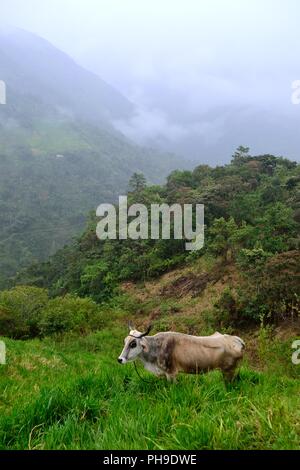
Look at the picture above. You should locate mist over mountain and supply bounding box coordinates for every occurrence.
[0,27,184,284]
[0,25,135,126]
[37,0,298,164]
[115,104,300,165]
[110,56,300,163]
[0,15,299,283]
[0,4,300,452]
[2,1,300,164]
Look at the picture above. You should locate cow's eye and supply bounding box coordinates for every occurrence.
[130,341,137,349]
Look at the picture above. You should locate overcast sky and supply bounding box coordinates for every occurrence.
[1,0,300,158]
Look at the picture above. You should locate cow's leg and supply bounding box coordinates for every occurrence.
[222,368,236,383]
[222,355,243,383]
[225,358,243,383]
[165,373,177,383]
[156,372,166,379]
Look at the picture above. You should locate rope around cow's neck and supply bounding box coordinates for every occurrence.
[133,361,152,384]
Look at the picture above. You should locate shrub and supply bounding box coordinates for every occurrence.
[0,286,48,339]
[0,287,109,339]
[38,295,104,336]
[213,288,239,326]
[214,251,300,326]
[79,261,118,302]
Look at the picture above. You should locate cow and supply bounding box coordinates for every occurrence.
[118,324,245,382]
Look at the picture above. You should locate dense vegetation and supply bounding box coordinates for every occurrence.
[0,117,180,287]
[1,148,299,450]
[1,28,299,452]
[12,148,300,329]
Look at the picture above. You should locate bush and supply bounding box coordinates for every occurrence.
[79,261,118,302]
[214,251,300,326]
[213,288,239,326]
[38,295,104,336]
[0,287,109,339]
[0,286,48,339]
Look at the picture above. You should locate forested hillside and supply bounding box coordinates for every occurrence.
[11,148,300,332]
[0,27,183,286]
[1,149,300,450]
[1,6,300,453]
[0,118,180,286]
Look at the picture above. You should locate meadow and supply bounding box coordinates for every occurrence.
[1,153,299,450]
[1,327,299,450]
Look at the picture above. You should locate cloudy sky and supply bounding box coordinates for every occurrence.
[1,0,300,160]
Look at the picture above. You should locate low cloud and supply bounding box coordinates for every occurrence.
[113,105,228,151]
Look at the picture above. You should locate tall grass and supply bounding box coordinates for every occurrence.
[0,329,299,450]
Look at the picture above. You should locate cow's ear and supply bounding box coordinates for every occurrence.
[140,337,149,352]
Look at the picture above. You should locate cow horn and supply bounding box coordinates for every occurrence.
[128,320,134,331]
[139,325,152,337]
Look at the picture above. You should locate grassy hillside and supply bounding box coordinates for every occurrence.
[0,317,299,450]
[1,150,299,450]
[1,263,299,450]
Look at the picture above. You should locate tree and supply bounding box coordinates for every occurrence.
[231,146,250,166]
[208,217,239,261]
[257,203,297,253]
[128,173,147,193]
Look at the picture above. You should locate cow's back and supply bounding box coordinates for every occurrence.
[153,331,245,374]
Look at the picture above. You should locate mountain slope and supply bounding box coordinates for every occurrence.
[0,27,184,285]
[0,25,134,125]
[15,153,300,325]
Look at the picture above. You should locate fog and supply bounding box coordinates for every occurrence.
[1,0,300,160]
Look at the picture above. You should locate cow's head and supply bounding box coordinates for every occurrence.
[118,323,152,364]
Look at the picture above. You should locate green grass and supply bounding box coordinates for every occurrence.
[0,329,300,450]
